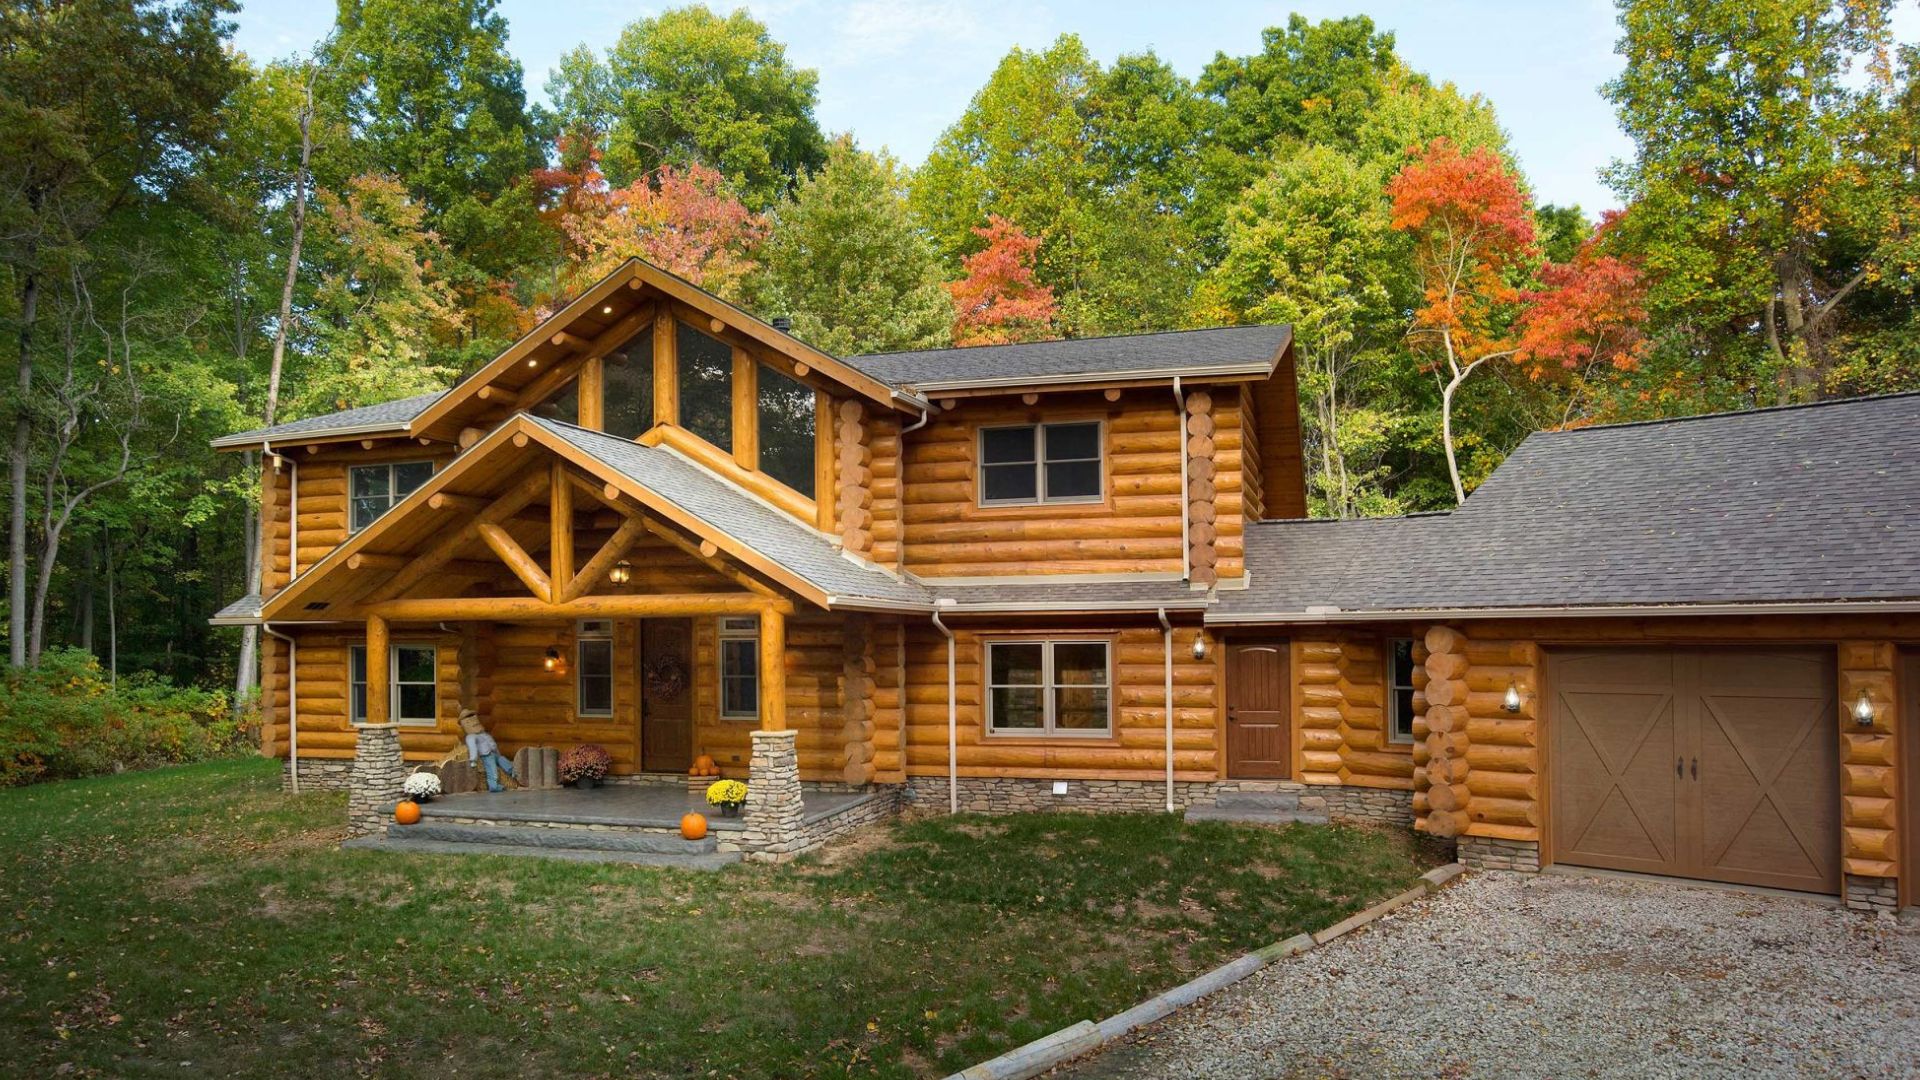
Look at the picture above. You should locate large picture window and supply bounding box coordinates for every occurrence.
[577,621,614,717]
[349,461,434,532]
[1387,638,1417,743]
[349,643,439,725]
[986,639,1111,736]
[757,363,815,495]
[978,421,1102,505]
[603,331,654,440]
[718,617,758,720]
[531,381,579,425]
[677,322,733,452]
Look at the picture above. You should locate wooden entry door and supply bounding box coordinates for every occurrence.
[1226,641,1290,778]
[1550,647,1839,894]
[640,619,694,773]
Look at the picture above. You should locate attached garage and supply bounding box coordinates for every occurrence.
[1549,647,1840,894]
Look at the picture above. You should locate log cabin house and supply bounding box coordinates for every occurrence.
[213,258,1919,908]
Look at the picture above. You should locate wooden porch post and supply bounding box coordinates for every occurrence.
[365,614,390,726]
[759,604,786,731]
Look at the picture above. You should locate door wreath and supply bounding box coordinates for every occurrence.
[643,653,689,702]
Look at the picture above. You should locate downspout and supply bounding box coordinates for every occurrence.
[1157,607,1174,813]
[931,607,956,814]
[262,622,298,794]
[1171,378,1189,582]
[896,406,932,575]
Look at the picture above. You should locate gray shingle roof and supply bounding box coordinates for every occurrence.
[1215,393,1920,619]
[844,325,1291,392]
[210,594,265,624]
[528,416,934,609]
[931,577,1209,611]
[213,392,446,448]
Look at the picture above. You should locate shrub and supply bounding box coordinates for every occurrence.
[558,743,612,783]
[0,648,249,787]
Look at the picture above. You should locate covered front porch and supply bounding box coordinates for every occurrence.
[419,780,883,833]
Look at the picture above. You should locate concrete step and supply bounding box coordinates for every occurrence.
[345,835,741,871]
[1184,805,1329,827]
[1212,790,1302,812]
[388,821,717,855]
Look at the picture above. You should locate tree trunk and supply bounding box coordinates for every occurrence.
[1777,254,1817,403]
[105,534,117,686]
[10,271,37,668]
[232,474,259,720]
[78,538,95,654]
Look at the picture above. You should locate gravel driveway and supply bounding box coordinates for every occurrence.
[1058,871,1919,1079]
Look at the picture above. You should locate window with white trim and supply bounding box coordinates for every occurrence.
[985,639,1111,736]
[978,421,1103,505]
[718,616,758,720]
[1387,638,1417,743]
[348,644,439,726]
[576,620,614,717]
[349,461,434,532]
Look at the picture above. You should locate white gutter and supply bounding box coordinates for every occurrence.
[213,419,414,450]
[1204,599,1920,624]
[1157,608,1175,814]
[932,607,957,815]
[899,359,1275,395]
[1173,376,1189,582]
[262,622,298,794]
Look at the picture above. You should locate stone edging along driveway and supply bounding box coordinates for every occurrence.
[942,863,1467,1080]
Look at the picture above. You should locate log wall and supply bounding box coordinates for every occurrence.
[260,440,458,595]
[900,620,1218,780]
[1290,635,1414,789]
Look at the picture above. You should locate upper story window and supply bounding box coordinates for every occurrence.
[532,381,579,425]
[757,363,815,495]
[1387,638,1417,743]
[350,461,434,532]
[677,323,733,452]
[979,421,1103,506]
[986,639,1112,736]
[603,331,654,440]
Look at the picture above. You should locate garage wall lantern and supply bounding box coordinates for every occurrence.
[1853,689,1877,726]
[1503,680,1524,713]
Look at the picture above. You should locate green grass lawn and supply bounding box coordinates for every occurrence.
[0,759,1441,1078]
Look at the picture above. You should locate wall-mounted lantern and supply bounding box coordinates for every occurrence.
[1190,632,1208,661]
[1503,680,1524,714]
[544,647,561,673]
[1853,689,1877,727]
[609,559,633,586]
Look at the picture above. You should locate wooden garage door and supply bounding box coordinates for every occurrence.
[1549,648,1839,894]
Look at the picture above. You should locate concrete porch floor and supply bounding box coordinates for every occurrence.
[420,782,875,831]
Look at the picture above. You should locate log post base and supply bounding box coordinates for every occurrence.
[740,730,805,862]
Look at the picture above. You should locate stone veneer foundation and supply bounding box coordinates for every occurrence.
[281,758,354,792]
[345,724,405,839]
[1457,835,1542,873]
[903,775,1328,815]
[1321,785,1415,826]
[739,730,806,861]
[1844,874,1899,914]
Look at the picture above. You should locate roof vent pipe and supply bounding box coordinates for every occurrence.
[771,316,792,332]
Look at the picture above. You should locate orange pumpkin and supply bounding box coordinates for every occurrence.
[680,812,708,841]
[395,800,422,825]
[693,754,716,774]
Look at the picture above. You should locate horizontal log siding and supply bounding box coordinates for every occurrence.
[1291,636,1414,789]
[1238,383,1266,523]
[1210,388,1247,581]
[900,392,1185,577]
[690,611,856,780]
[259,625,467,763]
[901,621,1219,780]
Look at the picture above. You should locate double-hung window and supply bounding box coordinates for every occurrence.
[978,421,1103,505]
[576,621,614,717]
[348,643,439,726]
[349,461,434,532]
[718,616,758,720]
[1386,638,1417,743]
[985,639,1112,736]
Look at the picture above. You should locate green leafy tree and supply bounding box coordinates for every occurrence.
[599,5,826,208]
[753,138,951,355]
[1604,0,1917,403]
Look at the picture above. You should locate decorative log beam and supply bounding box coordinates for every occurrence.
[560,516,646,603]
[364,593,792,622]
[549,461,574,589]
[566,471,780,600]
[759,604,787,731]
[427,492,487,514]
[347,553,408,571]
[365,615,390,725]
[478,522,552,602]
[551,330,589,350]
[363,469,549,604]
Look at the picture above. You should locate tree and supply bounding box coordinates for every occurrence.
[1388,139,1538,504]
[946,217,1059,346]
[600,6,826,208]
[555,163,766,302]
[323,0,546,286]
[1604,0,1915,403]
[1513,216,1652,427]
[753,137,951,355]
[0,0,239,667]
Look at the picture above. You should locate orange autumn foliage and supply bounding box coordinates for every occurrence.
[946,216,1059,346]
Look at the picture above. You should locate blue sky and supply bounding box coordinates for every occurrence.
[229,1,1920,216]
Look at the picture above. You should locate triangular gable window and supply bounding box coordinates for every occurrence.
[604,329,654,439]
[677,322,733,452]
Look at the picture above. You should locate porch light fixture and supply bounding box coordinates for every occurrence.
[1190,632,1208,661]
[527,358,538,368]
[608,559,633,586]
[1503,680,1524,714]
[602,304,613,315]
[1853,689,1877,727]
[544,647,560,673]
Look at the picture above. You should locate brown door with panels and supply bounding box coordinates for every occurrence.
[639,618,694,773]
[1226,640,1290,779]
[1550,647,1839,894]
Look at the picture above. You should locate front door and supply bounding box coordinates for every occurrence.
[1550,647,1840,894]
[640,618,694,773]
[1226,640,1290,778]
